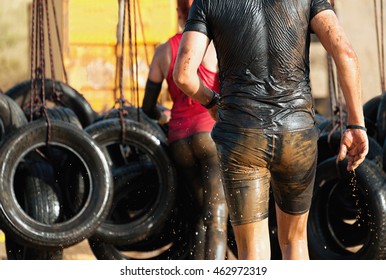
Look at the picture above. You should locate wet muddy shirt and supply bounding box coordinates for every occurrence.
[184,0,332,132]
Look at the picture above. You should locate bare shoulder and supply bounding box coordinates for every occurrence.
[150,40,172,78]
[153,41,171,65]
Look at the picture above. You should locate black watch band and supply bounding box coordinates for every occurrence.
[346,124,367,132]
[203,91,220,109]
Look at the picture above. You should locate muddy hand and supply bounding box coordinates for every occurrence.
[338,128,369,171]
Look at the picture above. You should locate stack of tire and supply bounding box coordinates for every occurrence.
[308,97,386,260]
[0,79,185,260]
[0,79,113,259]
[85,107,184,260]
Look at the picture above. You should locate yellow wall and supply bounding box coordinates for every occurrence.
[0,0,32,91]
[65,0,178,113]
[68,0,177,45]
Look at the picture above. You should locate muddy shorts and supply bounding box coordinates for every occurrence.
[213,126,319,226]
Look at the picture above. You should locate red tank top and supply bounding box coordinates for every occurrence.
[166,33,220,143]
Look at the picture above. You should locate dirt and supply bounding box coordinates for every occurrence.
[0,230,237,260]
[0,230,97,260]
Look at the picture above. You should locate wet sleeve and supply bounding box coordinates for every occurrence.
[142,79,162,120]
[310,0,333,19]
[183,0,212,39]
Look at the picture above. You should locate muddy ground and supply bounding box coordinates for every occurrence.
[0,230,97,260]
[0,230,237,260]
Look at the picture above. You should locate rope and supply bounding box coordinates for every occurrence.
[50,0,68,83]
[112,0,145,110]
[133,0,140,112]
[109,0,144,144]
[374,0,386,91]
[44,0,56,86]
[327,54,337,124]
[29,0,66,116]
[112,0,137,144]
[119,0,127,107]
[118,0,128,144]
[29,0,57,144]
[123,0,140,121]
[136,0,150,67]
[127,0,135,107]
[113,0,125,101]
[30,0,37,121]
[38,0,46,109]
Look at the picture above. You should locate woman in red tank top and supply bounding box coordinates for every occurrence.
[142,0,228,260]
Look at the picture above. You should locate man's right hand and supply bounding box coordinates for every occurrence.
[338,128,369,171]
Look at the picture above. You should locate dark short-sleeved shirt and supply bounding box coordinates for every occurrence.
[184,0,333,132]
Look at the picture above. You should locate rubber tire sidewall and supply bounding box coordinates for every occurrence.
[308,157,386,259]
[5,79,97,127]
[0,119,113,249]
[85,118,177,245]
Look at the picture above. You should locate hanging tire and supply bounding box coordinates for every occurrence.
[32,106,86,217]
[95,105,167,144]
[4,79,97,127]
[88,182,193,260]
[93,106,168,168]
[85,118,177,245]
[364,95,381,122]
[33,106,83,129]
[5,161,63,259]
[376,93,386,145]
[0,94,28,142]
[88,202,192,260]
[363,95,381,140]
[90,162,160,243]
[0,119,113,249]
[308,156,386,259]
[382,139,386,173]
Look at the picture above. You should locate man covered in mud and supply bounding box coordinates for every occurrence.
[173,0,369,259]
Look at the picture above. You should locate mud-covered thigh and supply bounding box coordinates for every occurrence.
[213,127,319,225]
